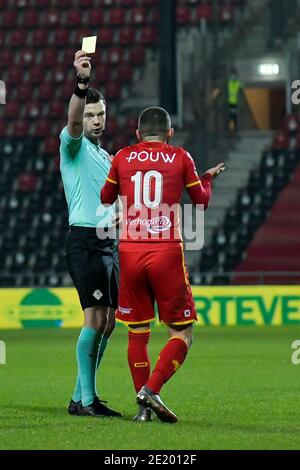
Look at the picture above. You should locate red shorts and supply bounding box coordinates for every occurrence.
[116,243,197,325]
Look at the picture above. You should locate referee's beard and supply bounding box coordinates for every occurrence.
[85,127,104,145]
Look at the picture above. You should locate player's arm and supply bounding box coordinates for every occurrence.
[67,50,91,138]
[187,164,225,208]
[101,156,120,206]
[184,151,225,209]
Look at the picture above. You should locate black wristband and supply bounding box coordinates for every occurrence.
[77,74,90,84]
[73,84,88,99]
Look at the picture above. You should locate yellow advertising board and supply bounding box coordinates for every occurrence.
[0,286,299,329]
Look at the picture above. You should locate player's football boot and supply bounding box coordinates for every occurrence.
[136,386,177,423]
[132,405,153,422]
[79,397,123,418]
[68,399,82,416]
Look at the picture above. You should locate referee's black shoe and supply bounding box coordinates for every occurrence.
[136,386,177,423]
[68,399,82,416]
[79,397,123,418]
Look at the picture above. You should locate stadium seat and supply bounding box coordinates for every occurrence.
[0,31,4,47]
[283,114,299,134]
[52,0,70,8]
[49,102,66,119]
[18,172,38,192]
[196,3,213,20]
[176,6,193,25]
[31,29,49,45]
[99,28,114,46]
[6,102,19,120]
[105,81,122,100]
[119,28,136,46]
[35,119,51,138]
[31,0,52,8]
[18,48,36,67]
[38,83,54,102]
[0,120,6,137]
[13,121,30,137]
[25,101,42,119]
[129,7,147,25]
[65,9,83,27]
[140,26,158,46]
[129,47,146,65]
[23,10,38,28]
[106,117,118,137]
[118,63,133,82]
[43,137,59,155]
[86,9,105,27]
[271,130,289,151]
[78,0,94,7]
[96,67,111,83]
[107,47,124,65]
[109,8,126,26]
[41,10,61,28]
[49,66,66,84]
[8,66,23,84]
[11,30,27,48]
[0,50,13,68]
[56,81,74,101]
[28,65,45,84]
[18,83,33,101]
[53,29,72,47]
[1,10,17,29]
[99,0,119,6]
[122,0,136,5]
[220,3,234,23]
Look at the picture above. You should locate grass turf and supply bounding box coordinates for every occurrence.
[0,326,300,450]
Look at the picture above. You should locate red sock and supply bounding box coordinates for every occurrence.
[128,329,151,393]
[147,337,188,394]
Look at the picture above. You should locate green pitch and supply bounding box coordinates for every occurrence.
[1,326,300,450]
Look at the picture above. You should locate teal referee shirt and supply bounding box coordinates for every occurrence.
[59,126,115,228]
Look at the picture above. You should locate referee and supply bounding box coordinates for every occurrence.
[59,50,122,418]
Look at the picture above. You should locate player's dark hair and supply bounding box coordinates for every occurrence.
[86,88,106,105]
[138,107,171,138]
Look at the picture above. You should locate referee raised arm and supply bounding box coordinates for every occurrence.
[59,50,122,418]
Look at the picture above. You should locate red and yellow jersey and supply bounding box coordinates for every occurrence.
[101,141,212,247]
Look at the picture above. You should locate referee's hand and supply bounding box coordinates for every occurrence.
[73,50,91,80]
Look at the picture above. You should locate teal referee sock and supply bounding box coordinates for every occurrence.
[94,336,110,395]
[72,327,100,407]
[96,336,109,370]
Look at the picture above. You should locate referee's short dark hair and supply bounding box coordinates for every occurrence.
[138,107,171,138]
[86,88,106,105]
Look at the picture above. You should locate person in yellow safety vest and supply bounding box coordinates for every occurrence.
[228,68,242,131]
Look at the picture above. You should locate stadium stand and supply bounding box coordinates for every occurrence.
[0,0,249,286]
[198,121,300,285]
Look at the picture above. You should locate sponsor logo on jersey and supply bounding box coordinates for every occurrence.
[118,306,133,314]
[126,216,172,234]
[126,151,177,164]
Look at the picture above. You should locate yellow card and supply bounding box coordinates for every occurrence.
[82,36,97,54]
